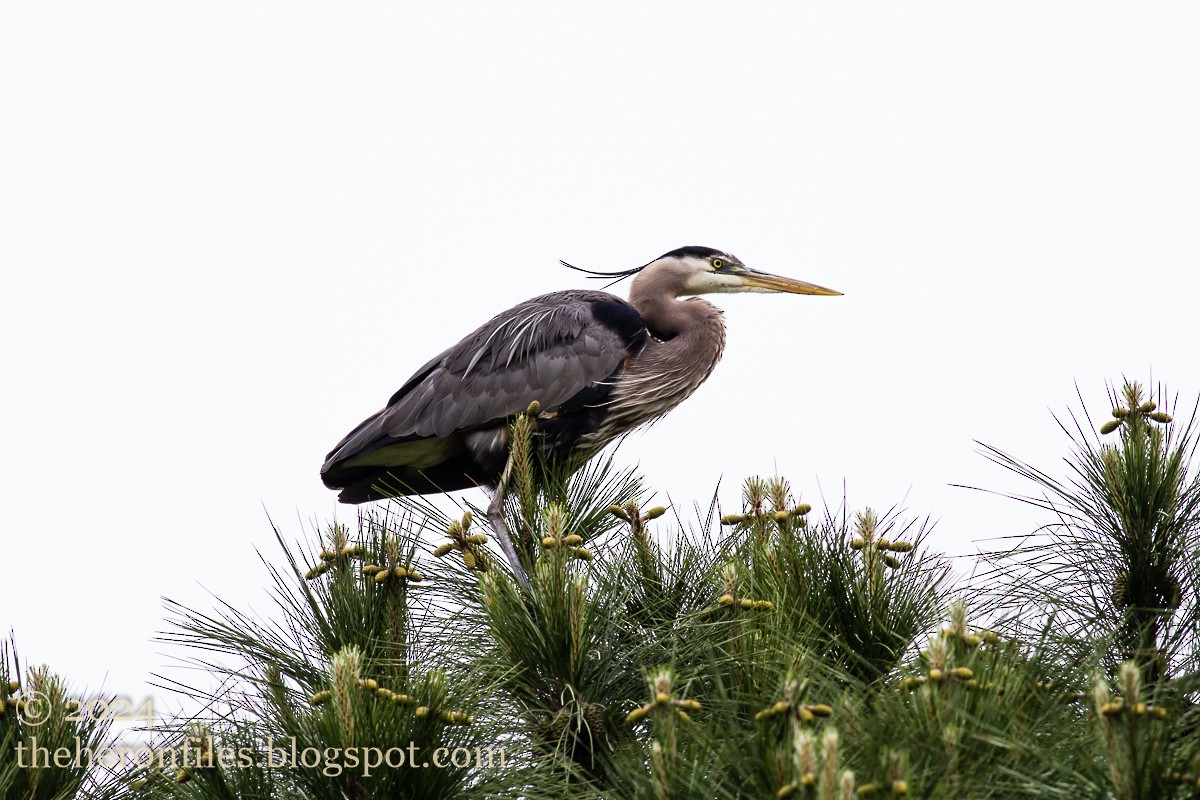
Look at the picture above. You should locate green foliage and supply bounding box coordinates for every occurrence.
[724,481,949,684]
[977,382,1200,682]
[975,380,1200,799]
[5,378,1200,798]
[0,640,117,800]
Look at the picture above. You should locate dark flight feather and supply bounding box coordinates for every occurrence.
[320,290,648,501]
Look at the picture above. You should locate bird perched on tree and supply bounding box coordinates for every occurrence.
[321,246,839,583]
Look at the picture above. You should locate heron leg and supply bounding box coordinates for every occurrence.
[486,458,531,589]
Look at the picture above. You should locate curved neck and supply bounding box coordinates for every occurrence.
[631,283,715,340]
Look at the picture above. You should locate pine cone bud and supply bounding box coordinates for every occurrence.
[608,505,631,522]
[1111,572,1130,608]
[626,706,649,724]
[1100,420,1122,435]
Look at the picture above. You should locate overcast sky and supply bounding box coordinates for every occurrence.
[3,3,1198,718]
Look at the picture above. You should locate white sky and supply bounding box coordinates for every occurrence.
[2,3,1198,716]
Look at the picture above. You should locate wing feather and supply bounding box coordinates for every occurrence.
[322,290,643,474]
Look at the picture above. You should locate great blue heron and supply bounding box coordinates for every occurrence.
[321,246,839,583]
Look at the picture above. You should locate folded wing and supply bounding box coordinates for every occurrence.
[320,290,646,500]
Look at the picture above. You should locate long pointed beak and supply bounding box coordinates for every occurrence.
[741,269,842,296]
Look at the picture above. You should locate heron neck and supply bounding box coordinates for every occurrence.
[631,291,719,340]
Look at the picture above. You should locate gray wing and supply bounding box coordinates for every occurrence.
[322,290,642,471]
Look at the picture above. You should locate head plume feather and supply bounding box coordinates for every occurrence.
[560,260,646,289]
[561,247,726,288]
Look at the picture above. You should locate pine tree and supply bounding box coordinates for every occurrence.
[3,379,1199,798]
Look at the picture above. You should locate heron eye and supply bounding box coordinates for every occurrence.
[712,259,724,270]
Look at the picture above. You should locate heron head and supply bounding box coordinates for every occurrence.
[641,246,842,298]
